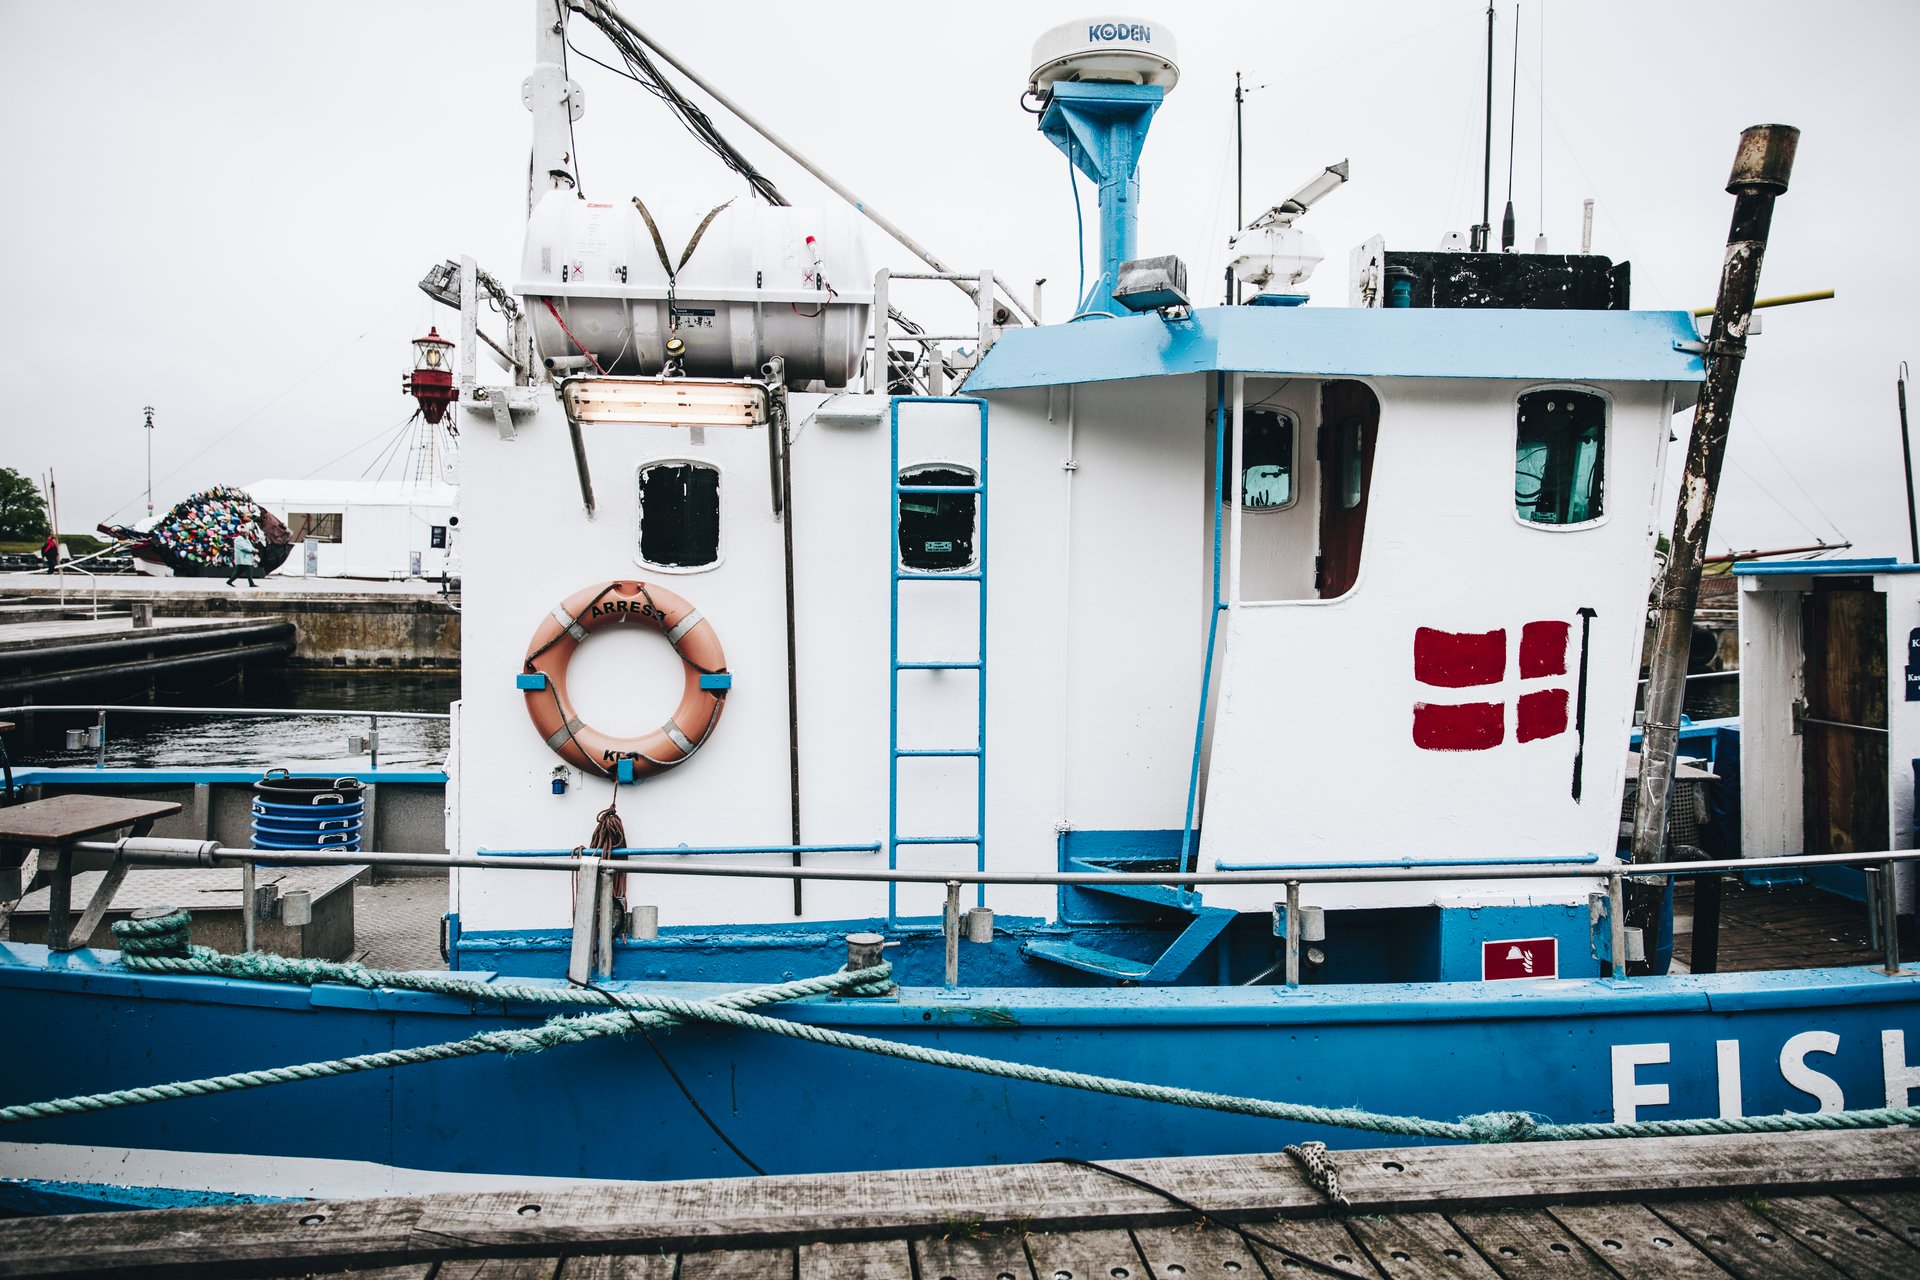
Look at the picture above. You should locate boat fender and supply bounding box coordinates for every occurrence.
[521,580,730,779]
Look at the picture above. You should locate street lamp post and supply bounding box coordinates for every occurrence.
[142,405,155,518]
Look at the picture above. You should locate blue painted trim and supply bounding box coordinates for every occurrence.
[516,672,549,690]
[1215,854,1603,872]
[1181,375,1229,872]
[472,843,882,858]
[5,938,1917,1026]
[0,1178,297,1215]
[1628,717,1735,748]
[964,307,1707,392]
[1803,862,1870,905]
[1732,557,1920,576]
[615,759,635,784]
[13,768,447,785]
[698,673,733,690]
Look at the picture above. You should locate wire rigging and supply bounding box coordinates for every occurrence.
[565,3,786,206]
[104,300,414,521]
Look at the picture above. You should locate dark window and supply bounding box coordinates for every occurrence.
[429,525,447,549]
[1235,409,1295,509]
[638,461,720,568]
[289,512,343,543]
[1516,390,1606,525]
[898,465,976,572]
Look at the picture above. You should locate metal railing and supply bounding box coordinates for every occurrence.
[45,838,1920,989]
[0,703,451,771]
[868,269,1011,398]
[53,561,100,620]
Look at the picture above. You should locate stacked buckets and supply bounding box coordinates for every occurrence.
[250,769,365,854]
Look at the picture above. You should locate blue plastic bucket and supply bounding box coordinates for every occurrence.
[250,770,365,854]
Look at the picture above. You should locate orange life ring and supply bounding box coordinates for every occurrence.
[522,580,730,779]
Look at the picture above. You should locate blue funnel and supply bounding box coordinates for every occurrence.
[1040,81,1165,317]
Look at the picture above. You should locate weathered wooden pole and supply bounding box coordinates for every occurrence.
[1630,124,1798,868]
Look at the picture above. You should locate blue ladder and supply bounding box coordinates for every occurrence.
[889,396,989,923]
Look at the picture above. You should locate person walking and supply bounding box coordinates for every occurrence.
[39,533,58,574]
[226,525,260,587]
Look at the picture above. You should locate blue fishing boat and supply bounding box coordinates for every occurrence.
[1,4,1916,1211]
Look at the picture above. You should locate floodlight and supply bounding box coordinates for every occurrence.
[560,377,771,427]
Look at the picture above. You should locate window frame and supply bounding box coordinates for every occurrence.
[288,511,344,544]
[1237,407,1299,513]
[634,456,725,574]
[896,459,980,575]
[1511,383,1612,533]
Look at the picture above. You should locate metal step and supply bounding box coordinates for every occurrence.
[1020,939,1154,980]
[1023,905,1237,984]
[1064,857,1199,910]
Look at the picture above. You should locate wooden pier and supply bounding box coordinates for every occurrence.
[0,574,457,680]
[0,615,295,698]
[0,1129,1913,1277]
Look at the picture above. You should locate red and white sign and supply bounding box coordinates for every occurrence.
[1482,937,1557,981]
[1411,621,1573,752]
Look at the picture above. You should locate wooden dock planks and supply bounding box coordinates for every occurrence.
[0,1130,1916,1278]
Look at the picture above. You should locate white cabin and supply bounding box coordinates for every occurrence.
[1737,559,1920,907]
[247,478,457,580]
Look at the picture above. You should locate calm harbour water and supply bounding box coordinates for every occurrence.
[6,669,459,772]
[8,664,1736,774]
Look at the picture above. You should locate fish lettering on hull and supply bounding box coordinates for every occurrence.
[1611,1029,1920,1122]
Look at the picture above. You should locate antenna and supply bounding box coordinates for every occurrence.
[1502,5,1519,252]
[1471,2,1494,251]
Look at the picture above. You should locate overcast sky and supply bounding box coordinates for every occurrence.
[2,1,1914,558]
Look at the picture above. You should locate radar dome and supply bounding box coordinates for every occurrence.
[1029,17,1179,95]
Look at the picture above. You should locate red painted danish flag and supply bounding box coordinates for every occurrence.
[1412,621,1572,751]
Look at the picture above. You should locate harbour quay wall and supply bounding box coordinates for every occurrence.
[0,576,459,670]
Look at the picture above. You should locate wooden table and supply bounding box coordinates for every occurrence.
[0,794,182,949]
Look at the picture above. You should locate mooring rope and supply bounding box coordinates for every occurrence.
[5,911,1914,1145]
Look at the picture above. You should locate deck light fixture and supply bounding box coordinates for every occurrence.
[560,376,771,428]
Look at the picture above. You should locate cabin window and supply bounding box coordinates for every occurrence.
[289,512,343,544]
[1237,409,1296,510]
[1516,390,1606,525]
[637,461,721,569]
[898,464,976,572]
[1336,418,1366,509]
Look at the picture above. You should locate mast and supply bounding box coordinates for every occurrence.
[1233,70,1244,303]
[1630,125,1798,868]
[526,0,583,211]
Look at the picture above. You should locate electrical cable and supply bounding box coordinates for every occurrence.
[543,298,607,374]
[554,0,582,193]
[569,971,767,1175]
[1068,147,1085,307]
[566,4,785,205]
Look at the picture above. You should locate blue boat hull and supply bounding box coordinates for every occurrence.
[2,942,1918,1198]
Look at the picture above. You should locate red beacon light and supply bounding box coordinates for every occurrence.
[404,327,457,424]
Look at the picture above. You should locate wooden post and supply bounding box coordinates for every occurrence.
[1631,125,1798,870]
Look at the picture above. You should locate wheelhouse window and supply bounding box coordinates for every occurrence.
[898,464,976,572]
[637,461,720,569]
[1238,409,1296,510]
[1516,390,1606,526]
[289,512,343,543]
